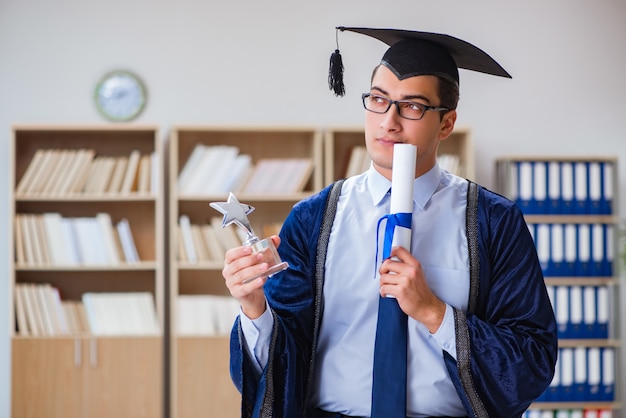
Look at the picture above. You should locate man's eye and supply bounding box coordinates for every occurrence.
[372,96,387,104]
[406,102,424,111]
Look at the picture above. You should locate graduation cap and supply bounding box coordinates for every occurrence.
[329,26,511,97]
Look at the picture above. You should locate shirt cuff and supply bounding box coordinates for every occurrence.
[239,300,274,374]
[431,304,457,360]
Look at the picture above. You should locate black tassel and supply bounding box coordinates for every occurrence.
[328,49,345,97]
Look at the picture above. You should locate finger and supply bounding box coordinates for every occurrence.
[270,235,281,248]
[224,244,253,264]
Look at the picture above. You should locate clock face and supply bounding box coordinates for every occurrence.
[94,70,146,122]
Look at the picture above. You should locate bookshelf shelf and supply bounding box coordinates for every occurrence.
[9,124,165,418]
[495,156,620,415]
[169,125,323,418]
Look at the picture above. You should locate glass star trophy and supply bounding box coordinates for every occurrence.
[210,193,288,284]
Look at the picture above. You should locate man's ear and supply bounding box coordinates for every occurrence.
[439,110,457,141]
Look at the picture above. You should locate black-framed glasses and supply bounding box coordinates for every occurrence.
[361,93,450,121]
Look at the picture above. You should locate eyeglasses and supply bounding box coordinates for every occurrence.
[361,93,450,121]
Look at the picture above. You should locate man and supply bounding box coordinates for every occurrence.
[222,26,557,418]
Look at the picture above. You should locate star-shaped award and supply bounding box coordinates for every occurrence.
[209,193,257,244]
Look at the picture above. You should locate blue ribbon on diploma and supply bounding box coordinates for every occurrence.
[375,212,412,276]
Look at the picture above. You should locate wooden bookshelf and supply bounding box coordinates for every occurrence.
[9,125,165,418]
[168,125,323,418]
[323,125,474,183]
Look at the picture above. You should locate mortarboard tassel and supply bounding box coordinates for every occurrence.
[328,48,345,97]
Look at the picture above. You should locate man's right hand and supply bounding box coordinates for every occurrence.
[222,235,281,319]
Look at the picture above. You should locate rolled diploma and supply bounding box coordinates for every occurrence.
[389,144,416,252]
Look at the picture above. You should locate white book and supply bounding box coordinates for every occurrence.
[135,292,160,335]
[23,283,43,336]
[177,295,216,336]
[13,215,26,265]
[26,214,45,266]
[106,156,129,193]
[137,154,151,193]
[116,218,140,263]
[60,218,81,265]
[203,146,239,194]
[210,216,241,251]
[54,150,87,195]
[179,215,197,264]
[82,157,105,194]
[16,149,46,195]
[177,144,206,193]
[49,286,68,335]
[182,146,223,195]
[35,284,54,336]
[213,296,240,335]
[120,150,141,193]
[68,150,96,194]
[42,212,73,266]
[96,213,120,265]
[25,149,58,194]
[201,224,227,261]
[280,158,313,193]
[41,149,72,194]
[73,217,108,265]
[223,154,252,193]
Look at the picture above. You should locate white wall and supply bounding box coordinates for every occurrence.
[1,0,625,415]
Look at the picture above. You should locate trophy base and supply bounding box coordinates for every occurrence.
[242,261,289,284]
[241,237,289,284]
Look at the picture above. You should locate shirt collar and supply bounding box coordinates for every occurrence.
[368,163,441,209]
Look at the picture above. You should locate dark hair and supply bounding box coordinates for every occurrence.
[436,76,459,111]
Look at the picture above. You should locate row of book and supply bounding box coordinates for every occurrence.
[529,223,614,277]
[177,215,281,263]
[14,213,140,266]
[547,285,609,340]
[524,410,613,418]
[14,283,160,336]
[176,295,240,336]
[16,149,158,196]
[536,347,615,403]
[178,215,242,263]
[177,144,313,195]
[500,160,614,215]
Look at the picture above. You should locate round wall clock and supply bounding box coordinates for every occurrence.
[94,70,147,122]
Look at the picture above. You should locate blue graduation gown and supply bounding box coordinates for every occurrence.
[230,180,558,418]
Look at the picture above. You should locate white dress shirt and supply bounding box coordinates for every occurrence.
[241,164,469,417]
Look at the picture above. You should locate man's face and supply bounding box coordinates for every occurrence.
[364,65,456,180]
